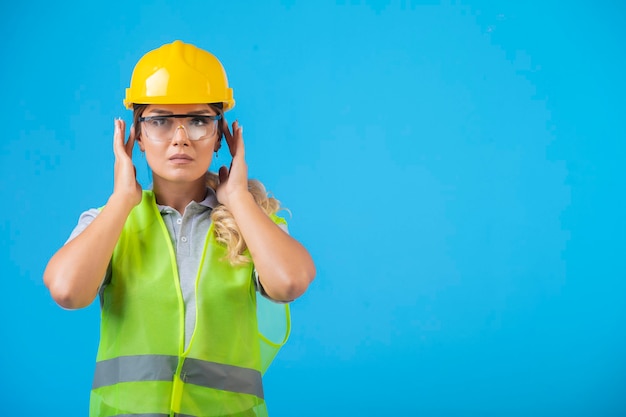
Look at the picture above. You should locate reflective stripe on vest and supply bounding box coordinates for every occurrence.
[102,415,234,417]
[182,357,264,399]
[110,415,168,417]
[105,414,254,417]
[93,354,263,399]
[92,355,177,389]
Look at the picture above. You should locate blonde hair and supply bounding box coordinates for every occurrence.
[205,172,281,265]
[133,104,282,266]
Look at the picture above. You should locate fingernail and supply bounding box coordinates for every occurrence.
[239,126,244,134]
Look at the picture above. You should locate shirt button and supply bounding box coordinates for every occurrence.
[176,218,182,224]
[181,236,188,243]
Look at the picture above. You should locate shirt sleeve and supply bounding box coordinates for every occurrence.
[253,222,292,304]
[66,208,102,243]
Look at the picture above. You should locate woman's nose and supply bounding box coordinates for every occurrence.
[172,124,190,145]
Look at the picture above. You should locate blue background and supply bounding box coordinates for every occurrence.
[2,1,625,415]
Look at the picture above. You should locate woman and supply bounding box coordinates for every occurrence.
[44,40,315,417]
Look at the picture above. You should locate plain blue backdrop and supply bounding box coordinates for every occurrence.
[1,1,625,416]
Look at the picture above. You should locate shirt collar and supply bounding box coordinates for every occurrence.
[156,187,219,214]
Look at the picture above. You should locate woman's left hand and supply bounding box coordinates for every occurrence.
[216,119,249,209]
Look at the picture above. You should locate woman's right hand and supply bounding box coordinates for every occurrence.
[43,119,143,309]
[112,118,142,208]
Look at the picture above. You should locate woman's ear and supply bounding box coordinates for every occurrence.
[135,131,145,152]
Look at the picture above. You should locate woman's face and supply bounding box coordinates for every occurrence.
[136,103,221,185]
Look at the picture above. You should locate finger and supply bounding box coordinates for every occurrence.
[221,117,236,157]
[113,119,125,158]
[235,123,245,160]
[125,124,136,157]
[218,165,229,184]
[226,120,241,158]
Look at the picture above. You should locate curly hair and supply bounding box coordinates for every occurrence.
[205,172,281,265]
[133,104,282,266]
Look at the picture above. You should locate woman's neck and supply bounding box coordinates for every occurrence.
[152,176,207,214]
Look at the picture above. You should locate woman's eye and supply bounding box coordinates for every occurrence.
[149,118,169,128]
[190,117,210,126]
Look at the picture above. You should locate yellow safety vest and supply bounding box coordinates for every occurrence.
[90,191,290,417]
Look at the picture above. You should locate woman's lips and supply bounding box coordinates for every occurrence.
[169,154,193,163]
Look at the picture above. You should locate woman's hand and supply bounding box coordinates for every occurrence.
[216,119,249,209]
[215,118,315,300]
[113,119,142,209]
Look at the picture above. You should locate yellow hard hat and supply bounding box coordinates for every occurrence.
[123,40,235,111]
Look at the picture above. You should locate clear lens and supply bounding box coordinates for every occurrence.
[142,116,217,142]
